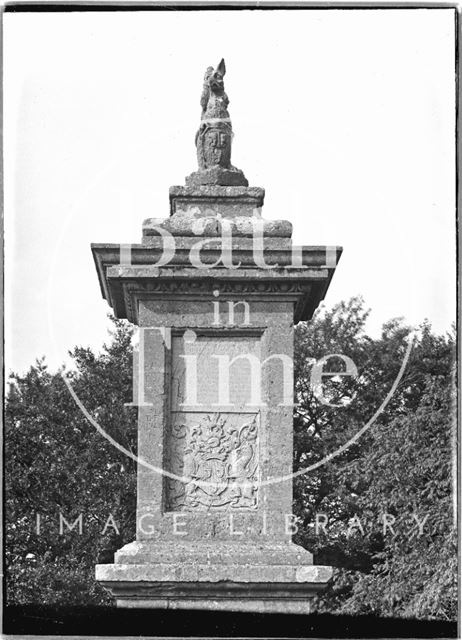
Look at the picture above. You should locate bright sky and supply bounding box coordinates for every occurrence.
[4,8,456,374]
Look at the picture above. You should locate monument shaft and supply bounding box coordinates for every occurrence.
[92,60,340,613]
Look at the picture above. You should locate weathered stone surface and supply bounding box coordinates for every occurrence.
[187,59,248,187]
[96,560,332,584]
[96,542,332,612]
[92,244,341,324]
[94,575,331,613]
[142,215,292,238]
[111,541,314,565]
[186,166,248,187]
[171,185,265,201]
[169,185,264,217]
[147,184,290,240]
[165,414,259,511]
[141,235,293,250]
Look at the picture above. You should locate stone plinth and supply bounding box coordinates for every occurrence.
[92,185,341,613]
[169,185,264,217]
[97,542,332,612]
[185,166,249,188]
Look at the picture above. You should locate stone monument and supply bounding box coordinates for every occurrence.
[93,59,341,613]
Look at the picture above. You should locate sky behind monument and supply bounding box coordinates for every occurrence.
[4,8,456,374]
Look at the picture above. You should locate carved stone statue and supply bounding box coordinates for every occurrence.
[200,60,230,130]
[186,59,249,187]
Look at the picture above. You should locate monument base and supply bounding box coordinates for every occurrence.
[94,579,329,613]
[95,542,332,614]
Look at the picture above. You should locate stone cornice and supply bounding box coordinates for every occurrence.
[91,243,342,324]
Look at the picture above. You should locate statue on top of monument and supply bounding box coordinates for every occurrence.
[200,59,230,122]
[186,59,249,187]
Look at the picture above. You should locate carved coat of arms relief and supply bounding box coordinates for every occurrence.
[165,414,259,511]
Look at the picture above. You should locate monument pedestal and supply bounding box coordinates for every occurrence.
[97,542,331,613]
[93,185,340,613]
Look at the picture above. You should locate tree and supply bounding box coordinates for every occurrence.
[5,318,137,605]
[292,297,456,620]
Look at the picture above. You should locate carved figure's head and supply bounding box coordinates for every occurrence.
[209,58,226,93]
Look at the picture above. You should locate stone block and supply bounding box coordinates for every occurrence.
[169,185,264,217]
[185,166,249,188]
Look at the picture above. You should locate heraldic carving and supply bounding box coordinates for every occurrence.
[197,59,232,171]
[187,59,248,187]
[165,413,259,510]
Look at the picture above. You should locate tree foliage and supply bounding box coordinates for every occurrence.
[5,301,456,619]
[292,297,456,620]
[5,318,137,604]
